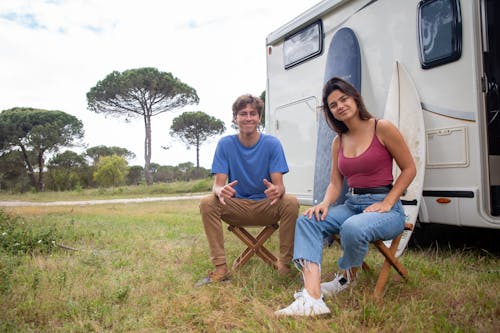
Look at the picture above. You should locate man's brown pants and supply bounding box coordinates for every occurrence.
[199,194,299,267]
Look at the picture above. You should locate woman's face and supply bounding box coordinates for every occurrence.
[326,89,358,121]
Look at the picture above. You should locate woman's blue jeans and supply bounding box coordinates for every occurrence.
[293,193,406,270]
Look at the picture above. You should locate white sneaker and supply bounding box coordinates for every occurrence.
[275,289,331,316]
[320,273,351,298]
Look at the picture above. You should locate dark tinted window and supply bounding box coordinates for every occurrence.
[418,0,462,69]
[284,21,323,69]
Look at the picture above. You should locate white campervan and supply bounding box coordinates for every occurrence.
[265,0,500,229]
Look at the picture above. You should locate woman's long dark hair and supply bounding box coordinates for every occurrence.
[322,77,373,134]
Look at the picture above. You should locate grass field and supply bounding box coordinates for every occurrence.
[0,179,212,202]
[0,196,499,332]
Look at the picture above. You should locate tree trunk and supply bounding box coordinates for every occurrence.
[144,113,153,185]
[37,151,45,192]
[19,145,38,191]
[196,137,200,169]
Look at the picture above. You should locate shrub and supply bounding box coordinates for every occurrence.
[190,178,212,192]
[0,210,59,256]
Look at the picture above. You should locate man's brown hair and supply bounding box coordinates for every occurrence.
[232,94,264,118]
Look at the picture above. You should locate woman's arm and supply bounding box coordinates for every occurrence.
[321,136,344,206]
[305,136,344,220]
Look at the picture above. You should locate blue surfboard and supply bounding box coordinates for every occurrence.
[313,27,361,204]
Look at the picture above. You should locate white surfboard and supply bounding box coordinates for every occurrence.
[383,61,426,257]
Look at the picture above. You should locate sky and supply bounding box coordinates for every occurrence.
[0,0,320,169]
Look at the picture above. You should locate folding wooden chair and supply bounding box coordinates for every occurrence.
[331,222,413,301]
[227,223,279,271]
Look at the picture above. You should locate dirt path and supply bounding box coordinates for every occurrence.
[0,194,205,207]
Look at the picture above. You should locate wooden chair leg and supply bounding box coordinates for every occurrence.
[373,223,413,299]
[228,224,279,271]
[231,226,277,269]
[332,222,413,300]
[373,234,408,300]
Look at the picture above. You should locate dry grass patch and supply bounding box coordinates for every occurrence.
[0,200,498,332]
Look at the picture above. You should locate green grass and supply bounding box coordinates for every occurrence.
[0,178,212,202]
[0,200,499,332]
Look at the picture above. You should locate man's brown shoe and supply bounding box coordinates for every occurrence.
[195,270,230,286]
[277,261,293,276]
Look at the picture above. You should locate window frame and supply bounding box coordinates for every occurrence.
[283,20,324,70]
[417,0,462,69]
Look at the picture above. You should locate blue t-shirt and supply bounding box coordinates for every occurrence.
[211,133,289,200]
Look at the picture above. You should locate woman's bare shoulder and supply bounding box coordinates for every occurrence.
[376,118,397,130]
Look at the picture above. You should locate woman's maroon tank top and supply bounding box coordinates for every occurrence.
[338,120,393,188]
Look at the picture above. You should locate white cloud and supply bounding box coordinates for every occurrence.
[0,0,318,168]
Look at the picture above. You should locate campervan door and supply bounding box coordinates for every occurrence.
[265,0,500,229]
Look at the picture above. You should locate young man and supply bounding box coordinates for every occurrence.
[197,94,298,285]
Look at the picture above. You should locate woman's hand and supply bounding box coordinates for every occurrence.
[304,202,330,221]
[364,201,392,213]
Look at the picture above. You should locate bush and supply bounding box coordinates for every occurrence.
[190,178,212,192]
[0,210,59,256]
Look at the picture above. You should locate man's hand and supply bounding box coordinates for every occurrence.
[263,179,283,206]
[216,180,238,205]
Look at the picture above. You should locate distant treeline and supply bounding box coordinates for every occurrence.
[0,146,210,193]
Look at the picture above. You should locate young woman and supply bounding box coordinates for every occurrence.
[275,77,416,316]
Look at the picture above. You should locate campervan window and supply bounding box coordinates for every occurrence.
[283,20,323,69]
[417,0,462,69]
